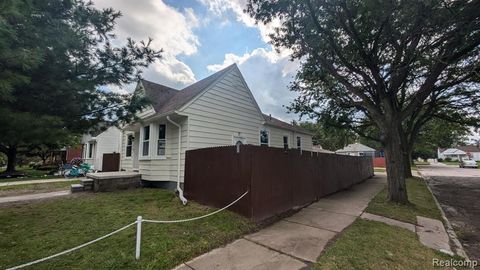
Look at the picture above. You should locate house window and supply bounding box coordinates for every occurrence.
[88,143,94,158]
[297,136,302,150]
[126,135,133,157]
[260,130,269,146]
[283,136,289,150]
[142,125,150,156]
[157,124,166,156]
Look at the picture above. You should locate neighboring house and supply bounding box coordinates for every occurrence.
[336,143,375,157]
[81,126,123,171]
[438,145,480,161]
[120,64,313,189]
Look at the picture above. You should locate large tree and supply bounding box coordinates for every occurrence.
[0,0,161,174]
[247,0,480,203]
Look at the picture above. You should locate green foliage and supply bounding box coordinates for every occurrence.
[247,0,480,202]
[299,121,356,151]
[413,118,469,159]
[0,0,161,172]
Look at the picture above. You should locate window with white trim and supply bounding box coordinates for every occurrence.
[283,136,289,150]
[142,125,150,156]
[88,143,94,158]
[157,124,166,156]
[126,135,133,157]
[296,136,302,150]
[260,130,269,146]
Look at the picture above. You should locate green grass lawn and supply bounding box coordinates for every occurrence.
[440,161,460,165]
[0,188,256,269]
[316,219,465,269]
[0,166,63,182]
[373,167,386,173]
[365,177,442,224]
[413,161,430,166]
[0,180,79,196]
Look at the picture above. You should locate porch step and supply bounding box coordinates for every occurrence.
[81,179,94,191]
[71,184,84,193]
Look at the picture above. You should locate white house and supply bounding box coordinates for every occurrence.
[120,64,313,190]
[82,126,122,171]
[438,145,480,161]
[336,143,375,157]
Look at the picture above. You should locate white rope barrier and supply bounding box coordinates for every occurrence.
[6,190,249,270]
[142,191,249,224]
[6,221,137,270]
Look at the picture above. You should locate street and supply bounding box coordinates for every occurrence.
[418,163,480,262]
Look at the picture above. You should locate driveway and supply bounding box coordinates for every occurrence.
[418,163,480,261]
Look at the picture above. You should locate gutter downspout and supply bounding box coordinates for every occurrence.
[166,116,188,205]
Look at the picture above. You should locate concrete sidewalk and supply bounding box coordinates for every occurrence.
[174,175,386,270]
[0,177,82,187]
[0,190,71,204]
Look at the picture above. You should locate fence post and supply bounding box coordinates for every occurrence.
[135,216,142,260]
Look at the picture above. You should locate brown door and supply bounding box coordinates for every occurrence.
[102,153,120,172]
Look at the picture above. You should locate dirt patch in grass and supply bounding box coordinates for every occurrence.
[0,188,256,269]
[427,176,480,262]
[316,219,466,269]
[365,177,442,224]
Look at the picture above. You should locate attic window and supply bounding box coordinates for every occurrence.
[260,130,269,146]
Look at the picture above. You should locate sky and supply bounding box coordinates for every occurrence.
[92,0,302,122]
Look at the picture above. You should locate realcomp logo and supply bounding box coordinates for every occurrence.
[433,258,478,268]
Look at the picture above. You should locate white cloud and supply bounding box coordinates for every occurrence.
[208,48,302,122]
[93,0,200,90]
[198,0,282,44]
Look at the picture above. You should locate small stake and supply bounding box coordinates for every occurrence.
[135,216,142,260]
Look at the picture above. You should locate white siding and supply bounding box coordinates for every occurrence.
[81,127,122,171]
[182,69,264,151]
[135,118,188,182]
[264,125,313,151]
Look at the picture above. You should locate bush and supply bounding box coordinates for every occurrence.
[444,157,452,162]
[437,158,443,162]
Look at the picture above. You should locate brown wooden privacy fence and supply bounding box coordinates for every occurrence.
[184,145,373,221]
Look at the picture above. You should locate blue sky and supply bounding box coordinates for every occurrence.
[93,0,301,122]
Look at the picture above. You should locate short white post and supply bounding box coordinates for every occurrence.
[135,216,142,260]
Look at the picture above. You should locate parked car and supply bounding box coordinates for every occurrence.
[459,159,478,168]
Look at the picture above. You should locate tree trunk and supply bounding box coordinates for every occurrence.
[404,150,413,178]
[384,126,409,204]
[5,145,17,173]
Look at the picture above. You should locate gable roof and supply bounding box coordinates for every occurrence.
[263,114,313,135]
[139,64,313,136]
[441,148,467,155]
[140,64,235,115]
[439,145,480,154]
[456,145,480,153]
[336,143,375,153]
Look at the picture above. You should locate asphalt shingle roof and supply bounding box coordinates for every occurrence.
[140,64,312,135]
[141,64,234,115]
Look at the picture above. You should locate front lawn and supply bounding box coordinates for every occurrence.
[0,166,63,182]
[0,188,255,269]
[0,180,79,197]
[365,177,442,224]
[316,219,465,269]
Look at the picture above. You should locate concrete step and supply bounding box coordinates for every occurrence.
[80,179,93,191]
[71,184,84,193]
